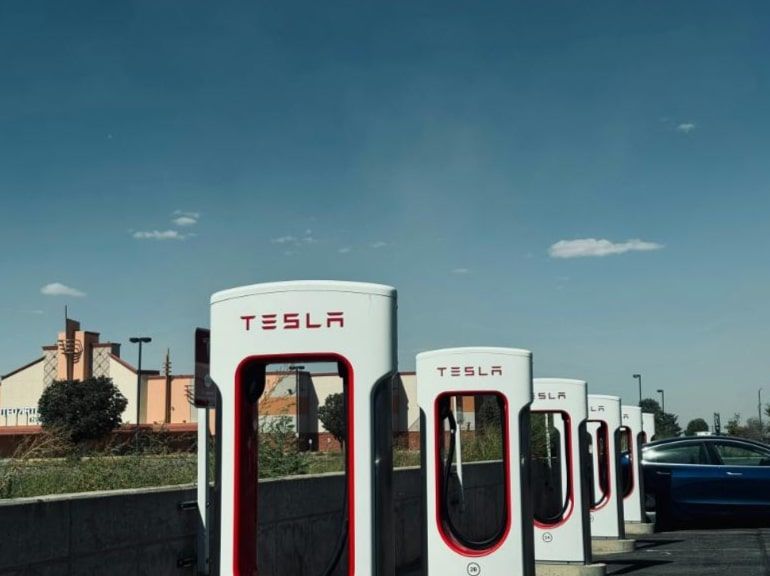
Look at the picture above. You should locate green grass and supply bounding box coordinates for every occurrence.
[0,450,426,499]
[0,454,197,499]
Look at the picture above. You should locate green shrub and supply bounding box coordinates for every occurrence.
[38,377,128,444]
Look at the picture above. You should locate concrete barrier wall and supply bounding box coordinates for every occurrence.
[0,485,199,576]
[0,463,502,575]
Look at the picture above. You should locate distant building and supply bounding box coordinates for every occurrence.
[0,318,194,427]
[1,320,489,452]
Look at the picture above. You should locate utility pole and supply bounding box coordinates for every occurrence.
[163,349,172,424]
[657,389,665,414]
[130,337,152,452]
[289,364,305,450]
[633,374,642,406]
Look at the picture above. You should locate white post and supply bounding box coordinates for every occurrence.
[197,407,210,575]
[452,396,465,509]
[545,412,552,470]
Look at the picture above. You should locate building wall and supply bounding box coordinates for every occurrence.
[399,373,419,432]
[109,356,144,425]
[0,318,194,429]
[145,376,196,425]
[0,360,44,427]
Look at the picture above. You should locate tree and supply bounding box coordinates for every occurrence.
[726,413,742,436]
[639,398,662,415]
[477,396,502,434]
[258,415,308,478]
[639,397,681,439]
[743,418,766,441]
[318,393,346,449]
[657,412,682,439]
[38,377,128,444]
[724,414,766,441]
[685,418,709,436]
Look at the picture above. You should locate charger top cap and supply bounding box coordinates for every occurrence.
[588,394,621,401]
[211,280,396,304]
[416,346,532,360]
[534,377,586,387]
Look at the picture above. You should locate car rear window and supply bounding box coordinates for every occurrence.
[645,443,707,464]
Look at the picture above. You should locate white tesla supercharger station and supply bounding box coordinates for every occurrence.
[621,406,646,524]
[642,413,656,444]
[210,281,397,576]
[586,395,625,541]
[531,379,592,566]
[417,347,534,576]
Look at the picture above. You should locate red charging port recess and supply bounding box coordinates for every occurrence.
[531,411,574,529]
[233,353,355,576]
[589,422,612,511]
[433,391,512,557]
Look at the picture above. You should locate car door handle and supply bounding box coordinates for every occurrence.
[726,471,743,477]
[656,471,672,476]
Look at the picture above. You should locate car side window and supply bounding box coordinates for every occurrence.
[713,443,770,466]
[644,443,707,464]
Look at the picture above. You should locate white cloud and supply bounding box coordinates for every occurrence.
[370,241,388,249]
[338,247,352,254]
[677,122,696,134]
[173,216,197,226]
[171,210,200,227]
[41,283,86,297]
[451,268,471,275]
[133,230,187,240]
[173,210,200,218]
[271,230,317,246]
[271,235,297,244]
[549,238,664,259]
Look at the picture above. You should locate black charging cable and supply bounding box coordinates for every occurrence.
[533,415,571,525]
[439,398,507,551]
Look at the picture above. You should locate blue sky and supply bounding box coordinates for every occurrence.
[1,1,769,427]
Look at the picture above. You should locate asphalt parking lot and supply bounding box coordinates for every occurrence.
[598,528,770,575]
[399,528,770,575]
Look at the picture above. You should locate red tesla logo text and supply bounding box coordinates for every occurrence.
[436,366,503,377]
[536,391,567,400]
[240,312,344,331]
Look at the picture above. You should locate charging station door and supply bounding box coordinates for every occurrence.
[211,281,397,576]
[621,405,645,523]
[586,394,625,539]
[642,413,656,443]
[531,379,591,564]
[417,347,534,576]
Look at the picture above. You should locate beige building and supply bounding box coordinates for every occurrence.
[0,319,194,427]
[1,319,484,450]
[255,370,421,451]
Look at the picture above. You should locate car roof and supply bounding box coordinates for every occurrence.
[644,435,770,451]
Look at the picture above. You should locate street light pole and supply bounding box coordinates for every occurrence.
[657,389,665,414]
[759,388,763,431]
[633,374,642,406]
[289,364,305,450]
[130,337,152,452]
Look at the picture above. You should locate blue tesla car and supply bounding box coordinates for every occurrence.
[640,435,770,528]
